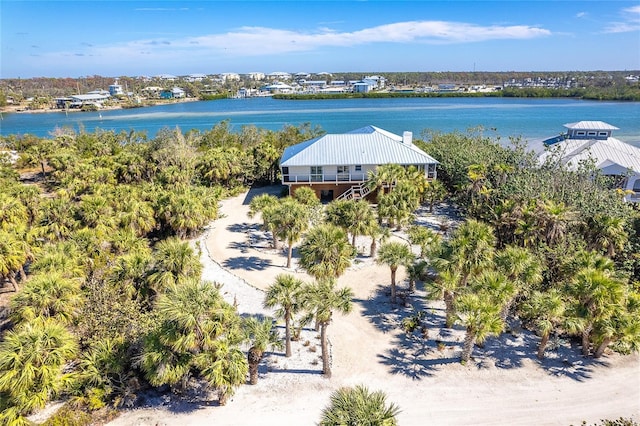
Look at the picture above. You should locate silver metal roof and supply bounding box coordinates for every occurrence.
[563,121,619,131]
[538,136,640,174]
[280,126,438,167]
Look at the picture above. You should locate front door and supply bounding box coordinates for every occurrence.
[320,189,334,203]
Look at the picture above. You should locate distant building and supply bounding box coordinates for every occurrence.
[353,82,370,93]
[538,121,640,203]
[186,73,207,82]
[267,72,291,80]
[109,79,124,96]
[220,73,240,81]
[260,82,294,94]
[246,72,265,80]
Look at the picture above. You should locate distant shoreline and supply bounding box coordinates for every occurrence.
[0,97,201,115]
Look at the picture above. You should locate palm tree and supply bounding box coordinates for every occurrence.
[197,338,248,405]
[447,219,496,288]
[244,316,283,384]
[366,163,406,199]
[247,193,279,247]
[367,222,390,258]
[407,259,429,292]
[303,280,353,377]
[0,318,78,424]
[592,293,640,358]
[325,199,377,248]
[493,245,543,321]
[347,200,377,250]
[273,198,310,269]
[319,385,401,426]
[117,198,156,236]
[10,272,83,325]
[264,274,306,357]
[470,270,515,320]
[407,225,441,258]
[0,230,27,291]
[423,179,447,212]
[29,241,87,279]
[586,214,628,258]
[147,237,202,293]
[426,264,461,328]
[298,224,356,281]
[292,186,320,207]
[523,290,566,359]
[377,182,419,230]
[455,293,504,363]
[0,192,28,231]
[565,267,626,356]
[539,199,575,246]
[376,241,414,304]
[140,279,247,398]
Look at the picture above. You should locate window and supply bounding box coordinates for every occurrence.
[598,132,608,137]
[355,165,362,171]
[337,165,349,181]
[310,166,323,182]
[576,131,586,136]
[587,131,597,136]
[282,167,289,182]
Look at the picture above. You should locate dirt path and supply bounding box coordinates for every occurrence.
[109,188,640,426]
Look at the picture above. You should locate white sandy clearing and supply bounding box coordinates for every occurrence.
[108,187,640,426]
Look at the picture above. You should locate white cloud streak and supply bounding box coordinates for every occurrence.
[49,20,552,60]
[603,5,640,33]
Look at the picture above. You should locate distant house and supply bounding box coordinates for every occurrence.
[353,82,370,93]
[69,93,110,108]
[261,82,294,94]
[280,126,439,202]
[538,121,640,202]
[160,87,185,99]
[109,79,124,96]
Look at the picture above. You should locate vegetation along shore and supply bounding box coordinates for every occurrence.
[0,122,638,425]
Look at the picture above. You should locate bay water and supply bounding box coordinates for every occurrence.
[1,97,639,146]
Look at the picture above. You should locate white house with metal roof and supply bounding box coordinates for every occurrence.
[280,126,438,201]
[539,121,640,202]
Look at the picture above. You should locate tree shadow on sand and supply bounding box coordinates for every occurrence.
[222,256,273,271]
[357,283,462,379]
[227,222,261,234]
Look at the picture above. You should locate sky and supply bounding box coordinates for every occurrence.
[1,0,640,78]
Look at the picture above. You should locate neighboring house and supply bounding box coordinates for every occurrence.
[538,121,640,202]
[280,125,439,202]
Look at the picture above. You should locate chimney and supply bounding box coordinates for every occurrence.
[402,131,413,145]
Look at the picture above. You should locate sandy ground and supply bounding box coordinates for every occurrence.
[108,187,640,426]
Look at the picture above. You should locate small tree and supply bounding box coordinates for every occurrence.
[319,385,401,426]
[376,241,414,304]
[456,293,504,363]
[244,316,282,385]
[264,274,306,357]
[303,280,353,377]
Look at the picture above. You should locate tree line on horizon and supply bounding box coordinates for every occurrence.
[0,122,638,424]
[2,70,639,107]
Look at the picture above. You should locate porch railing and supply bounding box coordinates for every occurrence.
[282,173,367,184]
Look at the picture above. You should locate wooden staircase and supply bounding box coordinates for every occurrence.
[336,182,372,201]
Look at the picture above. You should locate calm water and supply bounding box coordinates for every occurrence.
[1,97,639,145]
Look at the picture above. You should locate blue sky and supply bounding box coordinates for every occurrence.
[2,1,639,78]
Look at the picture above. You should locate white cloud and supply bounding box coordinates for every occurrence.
[576,12,587,18]
[603,5,640,33]
[101,20,552,57]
